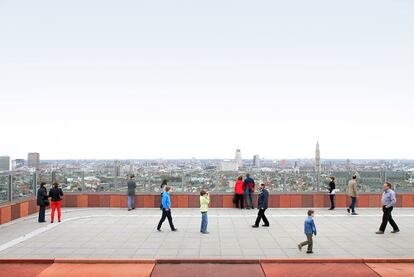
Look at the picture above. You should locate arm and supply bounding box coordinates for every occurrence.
[353,182,358,197]
[312,219,317,235]
[388,191,397,207]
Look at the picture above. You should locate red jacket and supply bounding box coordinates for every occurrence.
[234,180,244,194]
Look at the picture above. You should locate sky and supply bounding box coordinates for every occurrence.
[0,0,413,160]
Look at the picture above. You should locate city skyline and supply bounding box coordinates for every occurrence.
[1,1,413,159]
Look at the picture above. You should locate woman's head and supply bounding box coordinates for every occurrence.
[40,182,47,188]
[161,179,168,186]
[165,186,172,192]
[200,190,207,196]
[53,182,59,188]
[238,176,243,181]
[330,176,335,182]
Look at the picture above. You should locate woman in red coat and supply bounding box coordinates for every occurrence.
[234,176,245,209]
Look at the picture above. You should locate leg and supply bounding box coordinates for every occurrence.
[350,197,356,213]
[38,205,45,222]
[240,194,244,209]
[51,202,56,222]
[388,208,399,231]
[299,237,309,247]
[128,196,131,209]
[57,201,62,221]
[249,193,254,208]
[132,195,135,209]
[262,209,269,226]
[166,210,175,230]
[307,234,313,252]
[254,209,263,227]
[157,209,167,230]
[329,195,334,209]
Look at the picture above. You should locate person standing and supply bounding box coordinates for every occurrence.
[200,190,210,234]
[252,183,269,228]
[48,182,63,223]
[234,176,245,209]
[244,174,255,209]
[298,210,317,254]
[37,182,49,223]
[160,179,167,209]
[157,186,178,232]
[328,176,336,210]
[347,175,358,215]
[376,182,400,234]
[127,175,136,211]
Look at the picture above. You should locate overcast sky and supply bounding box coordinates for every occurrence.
[0,0,413,160]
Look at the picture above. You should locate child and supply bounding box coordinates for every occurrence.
[298,209,317,254]
[200,190,210,234]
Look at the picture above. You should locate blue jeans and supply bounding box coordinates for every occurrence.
[201,212,208,233]
[349,197,356,213]
[245,193,254,208]
[128,195,135,209]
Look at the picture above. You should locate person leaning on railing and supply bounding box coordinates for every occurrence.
[36,182,49,223]
[48,182,63,223]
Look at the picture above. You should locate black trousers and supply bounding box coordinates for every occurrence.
[157,208,175,230]
[329,194,335,209]
[38,205,46,222]
[379,206,399,232]
[254,208,269,226]
[235,194,244,209]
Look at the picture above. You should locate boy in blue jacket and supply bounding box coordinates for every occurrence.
[298,209,317,254]
[157,186,178,232]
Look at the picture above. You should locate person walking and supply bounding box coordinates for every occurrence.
[200,190,210,234]
[252,183,269,228]
[347,175,358,215]
[157,186,178,232]
[244,174,255,209]
[328,176,336,210]
[234,176,245,209]
[127,175,136,211]
[376,182,400,234]
[48,182,63,223]
[37,182,49,223]
[160,179,167,209]
[298,210,317,254]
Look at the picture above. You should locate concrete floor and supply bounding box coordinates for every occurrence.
[0,208,413,259]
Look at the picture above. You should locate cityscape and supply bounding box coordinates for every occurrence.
[1,143,413,204]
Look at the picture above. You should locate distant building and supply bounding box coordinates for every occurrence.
[12,159,25,170]
[235,149,242,168]
[315,142,321,190]
[253,154,260,168]
[221,160,238,172]
[114,160,121,177]
[0,156,10,171]
[28,153,40,169]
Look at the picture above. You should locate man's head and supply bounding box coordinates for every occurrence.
[352,175,357,180]
[165,186,172,192]
[260,183,266,189]
[200,190,207,196]
[246,173,250,178]
[308,209,315,217]
[130,174,135,179]
[384,182,392,191]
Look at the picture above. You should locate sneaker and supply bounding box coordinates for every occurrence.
[252,225,259,228]
[391,229,400,234]
[306,251,314,254]
[298,244,302,251]
[347,208,350,214]
[375,231,384,234]
[351,212,358,215]
[262,225,270,227]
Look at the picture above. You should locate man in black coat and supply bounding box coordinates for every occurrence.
[252,183,269,228]
[37,182,49,223]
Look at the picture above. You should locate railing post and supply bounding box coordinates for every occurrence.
[81,171,85,192]
[8,174,12,202]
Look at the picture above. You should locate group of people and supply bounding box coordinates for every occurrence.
[36,182,64,223]
[233,174,255,209]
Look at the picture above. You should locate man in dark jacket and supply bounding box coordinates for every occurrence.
[252,183,269,228]
[37,182,49,223]
[127,175,136,211]
[244,174,255,209]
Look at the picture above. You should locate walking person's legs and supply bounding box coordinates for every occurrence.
[306,234,313,253]
[157,209,167,230]
[254,209,263,227]
[262,209,269,226]
[349,197,356,213]
[166,210,176,230]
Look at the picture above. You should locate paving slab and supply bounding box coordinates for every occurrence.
[366,263,414,277]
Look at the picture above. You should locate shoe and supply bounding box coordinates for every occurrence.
[132,208,135,210]
[201,231,210,234]
[157,229,162,232]
[351,212,358,215]
[50,221,53,223]
[58,220,61,223]
[347,208,350,214]
[262,225,270,227]
[298,244,302,251]
[391,229,400,234]
[375,231,384,234]
[128,209,131,211]
[252,225,259,228]
[246,208,251,210]
[306,251,314,254]
[328,208,334,210]
[172,228,178,232]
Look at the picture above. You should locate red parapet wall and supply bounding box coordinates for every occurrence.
[1,193,414,225]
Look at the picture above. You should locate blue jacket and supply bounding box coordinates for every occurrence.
[304,216,317,235]
[243,177,255,193]
[257,188,269,209]
[161,191,171,209]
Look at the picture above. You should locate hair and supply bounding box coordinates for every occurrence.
[330,176,335,181]
[200,190,207,196]
[352,175,357,180]
[161,179,167,186]
[53,182,59,188]
[307,209,314,216]
[246,173,250,177]
[130,174,135,179]
[260,183,266,187]
[165,186,171,192]
[40,182,47,187]
[385,182,392,189]
[238,176,243,181]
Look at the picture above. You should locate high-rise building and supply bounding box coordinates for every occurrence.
[235,149,242,168]
[253,154,260,168]
[27,152,40,169]
[0,156,10,171]
[221,160,238,172]
[315,142,321,190]
[114,160,121,177]
[12,159,25,170]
